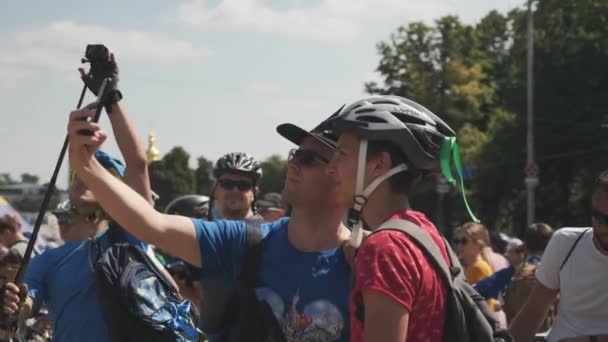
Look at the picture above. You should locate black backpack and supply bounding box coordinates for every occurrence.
[93,224,201,342]
[362,219,512,342]
[198,219,286,342]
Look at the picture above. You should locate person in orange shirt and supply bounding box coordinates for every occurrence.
[454,222,495,283]
[454,221,502,320]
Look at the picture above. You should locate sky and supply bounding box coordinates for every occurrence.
[0,0,520,189]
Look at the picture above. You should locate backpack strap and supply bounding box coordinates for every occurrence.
[10,240,27,248]
[199,219,266,339]
[107,222,126,244]
[376,219,505,338]
[231,219,287,342]
[559,228,590,271]
[91,223,125,262]
[376,219,455,287]
[228,219,272,342]
[11,240,39,256]
[240,219,265,287]
[440,236,467,282]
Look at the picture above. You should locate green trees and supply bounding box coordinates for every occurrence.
[149,147,196,209]
[259,155,287,194]
[366,0,608,233]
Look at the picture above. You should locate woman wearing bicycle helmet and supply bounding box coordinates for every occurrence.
[324,95,457,342]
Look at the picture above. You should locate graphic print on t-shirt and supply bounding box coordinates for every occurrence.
[256,287,344,342]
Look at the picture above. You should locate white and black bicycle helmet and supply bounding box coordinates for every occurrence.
[324,95,455,171]
[210,152,262,217]
[212,152,263,182]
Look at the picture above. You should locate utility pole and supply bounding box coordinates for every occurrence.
[525,0,539,227]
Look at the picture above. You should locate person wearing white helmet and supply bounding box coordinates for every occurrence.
[209,152,263,221]
[324,95,458,341]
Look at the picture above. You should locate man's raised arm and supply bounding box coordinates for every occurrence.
[67,108,202,267]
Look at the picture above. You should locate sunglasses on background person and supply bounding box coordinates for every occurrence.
[54,204,98,226]
[217,178,254,192]
[288,148,329,167]
[56,213,73,227]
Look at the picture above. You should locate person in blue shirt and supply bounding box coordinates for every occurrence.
[3,52,156,342]
[62,108,353,341]
[473,223,553,300]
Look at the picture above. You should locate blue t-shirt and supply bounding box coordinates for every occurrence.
[473,256,543,299]
[24,227,145,342]
[193,217,351,342]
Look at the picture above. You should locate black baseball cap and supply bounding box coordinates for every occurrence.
[276,105,343,150]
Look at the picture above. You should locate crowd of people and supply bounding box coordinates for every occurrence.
[0,50,607,342]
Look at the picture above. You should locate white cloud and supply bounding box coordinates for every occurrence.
[0,20,212,87]
[175,0,443,42]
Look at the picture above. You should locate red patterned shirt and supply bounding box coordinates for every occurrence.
[350,209,449,342]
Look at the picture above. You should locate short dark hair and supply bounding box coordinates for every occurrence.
[366,140,421,194]
[593,169,608,193]
[0,216,18,233]
[524,223,554,254]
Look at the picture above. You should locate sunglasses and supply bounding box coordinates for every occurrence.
[54,204,95,226]
[218,178,254,192]
[592,209,608,225]
[288,148,329,167]
[453,237,470,246]
[56,214,73,227]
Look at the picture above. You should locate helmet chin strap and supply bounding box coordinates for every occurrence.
[348,139,408,248]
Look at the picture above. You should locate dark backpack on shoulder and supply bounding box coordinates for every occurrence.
[198,219,286,342]
[93,224,201,342]
[365,219,512,342]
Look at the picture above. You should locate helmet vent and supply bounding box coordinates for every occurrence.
[391,112,428,126]
[354,107,376,114]
[357,115,387,123]
[372,99,400,105]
